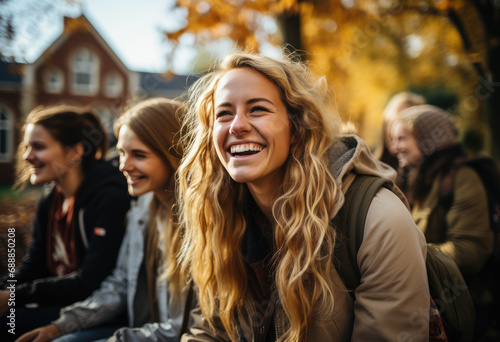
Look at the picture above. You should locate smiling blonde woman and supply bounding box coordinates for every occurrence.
[178,51,430,342]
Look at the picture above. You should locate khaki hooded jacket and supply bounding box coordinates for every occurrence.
[182,135,430,342]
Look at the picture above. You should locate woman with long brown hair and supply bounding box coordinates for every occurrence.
[0,106,130,340]
[16,98,189,342]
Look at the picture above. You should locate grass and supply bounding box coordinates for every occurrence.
[0,183,41,201]
[0,183,40,277]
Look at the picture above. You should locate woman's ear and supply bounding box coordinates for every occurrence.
[67,143,84,167]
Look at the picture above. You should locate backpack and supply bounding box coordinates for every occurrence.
[334,175,475,342]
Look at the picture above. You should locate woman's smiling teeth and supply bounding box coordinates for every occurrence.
[230,143,264,156]
[127,175,146,184]
[30,164,44,173]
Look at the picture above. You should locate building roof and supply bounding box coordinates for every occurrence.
[137,72,200,98]
[32,14,129,75]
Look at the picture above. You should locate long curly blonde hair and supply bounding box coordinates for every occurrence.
[178,52,342,341]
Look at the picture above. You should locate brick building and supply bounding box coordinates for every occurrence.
[0,14,194,184]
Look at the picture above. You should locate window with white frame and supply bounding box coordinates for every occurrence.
[104,73,123,98]
[71,48,99,95]
[45,68,64,93]
[0,105,14,162]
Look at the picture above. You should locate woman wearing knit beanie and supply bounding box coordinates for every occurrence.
[392,104,494,339]
[375,92,426,170]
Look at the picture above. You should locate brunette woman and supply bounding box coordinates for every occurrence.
[17,98,188,342]
[0,106,130,339]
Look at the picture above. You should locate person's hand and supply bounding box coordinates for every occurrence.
[0,290,10,316]
[15,324,62,342]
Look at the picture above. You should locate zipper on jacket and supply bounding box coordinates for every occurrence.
[78,208,89,249]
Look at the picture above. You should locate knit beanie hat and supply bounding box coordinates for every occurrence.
[396,104,459,156]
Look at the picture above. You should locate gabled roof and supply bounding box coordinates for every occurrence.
[138,72,200,97]
[32,14,129,74]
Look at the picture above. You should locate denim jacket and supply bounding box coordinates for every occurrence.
[54,192,187,341]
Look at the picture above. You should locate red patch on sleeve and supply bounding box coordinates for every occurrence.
[94,227,106,236]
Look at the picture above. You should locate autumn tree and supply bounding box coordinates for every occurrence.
[340,0,500,159]
[299,1,492,151]
[165,0,499,159]
[0,0,80,61]
[164,0,299,64]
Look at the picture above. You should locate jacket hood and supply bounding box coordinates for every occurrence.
[75,160,128,207]
[327,135,409,218]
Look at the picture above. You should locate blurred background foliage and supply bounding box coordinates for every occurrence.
[164,0,500,160]
[0,0,498,157]
[0,0,498,272]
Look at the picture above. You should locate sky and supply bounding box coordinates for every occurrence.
[81,0,189,73]
[21,0,193,74]
[6,0,280,74]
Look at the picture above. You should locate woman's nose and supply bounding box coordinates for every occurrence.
[119,155,132,173]
[23,147,34,161]
[229,112,251,135]
[389,138,399,154]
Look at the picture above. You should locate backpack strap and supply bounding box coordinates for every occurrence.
[334,175,392,295]
[178,280,195,339]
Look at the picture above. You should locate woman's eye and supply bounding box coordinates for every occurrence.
[216,110,232,118]
[250,106,268,113]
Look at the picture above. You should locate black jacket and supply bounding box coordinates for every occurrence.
[0,160,131,306]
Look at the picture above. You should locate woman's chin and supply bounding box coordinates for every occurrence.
[30,174,47,185]
[128,185,149,197]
